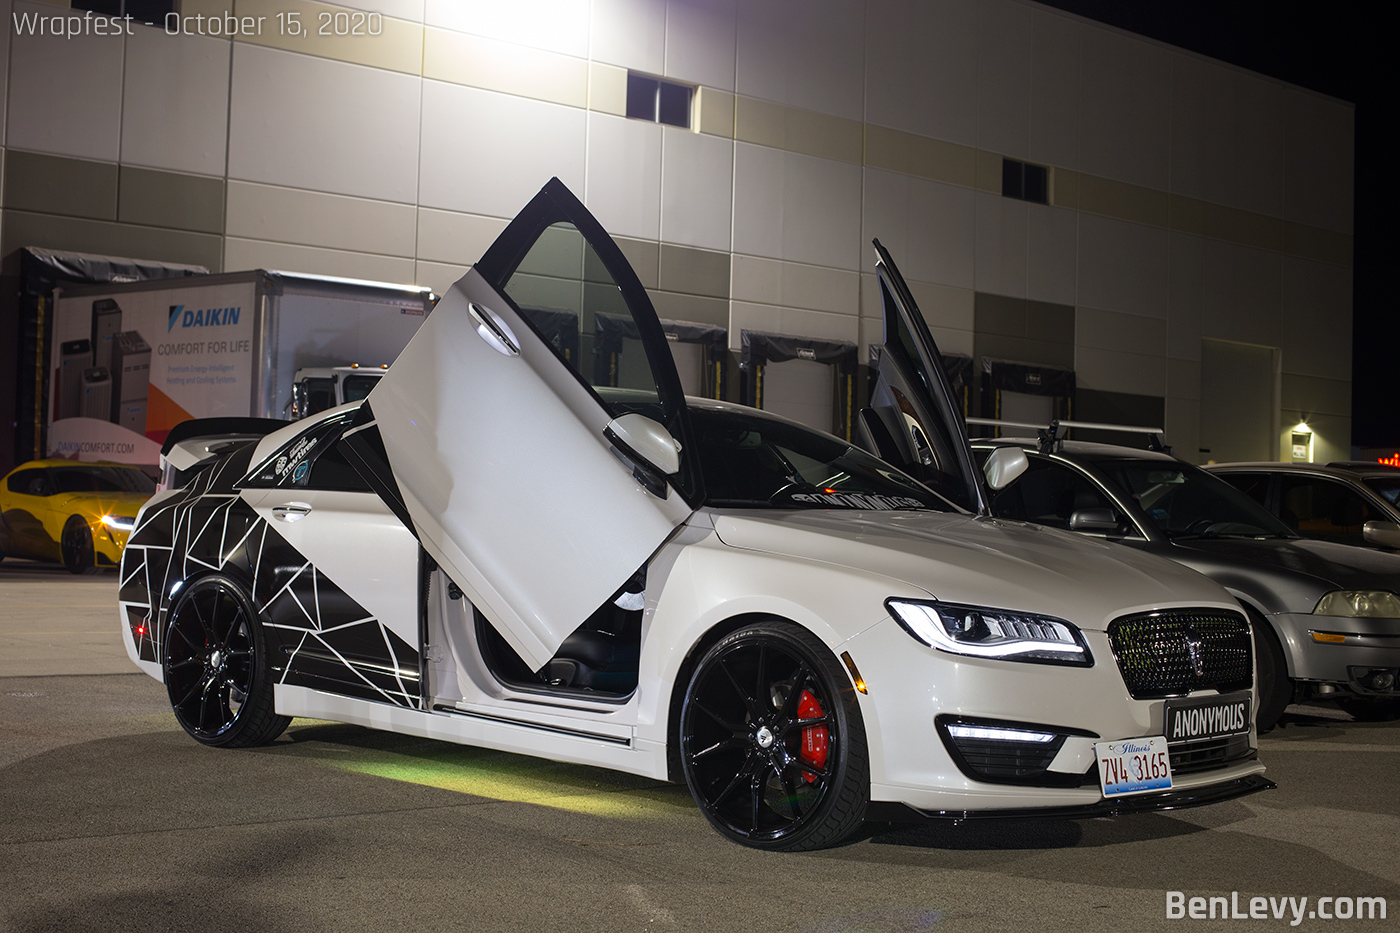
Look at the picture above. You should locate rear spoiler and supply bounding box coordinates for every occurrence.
[161,417,290,456]
[159,417,290,484]
[966,417,1170,456]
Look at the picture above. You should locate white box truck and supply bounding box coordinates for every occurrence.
[47,270,434,466]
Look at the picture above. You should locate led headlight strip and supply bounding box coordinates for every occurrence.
[885,599,1093,666]
[100,514,136,531]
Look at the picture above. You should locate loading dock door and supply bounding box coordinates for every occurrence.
[1200,338,1277,462]
[975,357,1075,438]
[741,330,858,440]
[593,313,727,399]
[761,358,834,432]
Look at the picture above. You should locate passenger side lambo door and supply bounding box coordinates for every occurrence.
[864,240,987,513]
[366,179,700,671]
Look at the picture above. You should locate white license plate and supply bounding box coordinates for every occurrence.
[1095,736,1173,797]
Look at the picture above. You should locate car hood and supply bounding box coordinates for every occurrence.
[1167,536,1400,597]
[708,509,1233,630]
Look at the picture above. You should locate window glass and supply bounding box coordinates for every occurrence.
[1216,472,1270,506]
[503,222,664,407]
[304,438,373,492]
[340,374,381,403]
[691,407,951,512]
[50,465,154,494]
[990,456,1125,531]
[7,469,47,495]
[1278,477,1374,543]
[303,377,335,416]
[1363,476,1400,506]
[1093,459,1292,538]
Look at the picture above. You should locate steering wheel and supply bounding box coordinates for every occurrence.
[1182,518,1222,536]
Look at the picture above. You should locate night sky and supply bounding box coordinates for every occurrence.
[1038,1,1389,452]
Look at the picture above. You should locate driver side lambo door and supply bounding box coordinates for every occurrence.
[365,179,700,671]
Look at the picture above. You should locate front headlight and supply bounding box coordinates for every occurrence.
[1313,590,1400,618]
[885,599,1093,666]
[100,514,136,532]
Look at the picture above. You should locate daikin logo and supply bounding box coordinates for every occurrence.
[169,304,241,331]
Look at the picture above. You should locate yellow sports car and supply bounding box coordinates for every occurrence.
[0,459,154,574]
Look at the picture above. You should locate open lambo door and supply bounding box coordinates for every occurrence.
[860,239,989,514]
[362,179,701,670]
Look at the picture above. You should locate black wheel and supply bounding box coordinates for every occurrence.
[60,516,98,575]
[679,621,868,851]
[1249,609,1291,732]
[1336,697,1400,722]
[163,574,289,748]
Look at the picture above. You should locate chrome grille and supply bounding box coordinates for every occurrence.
[1107,610,1253,700]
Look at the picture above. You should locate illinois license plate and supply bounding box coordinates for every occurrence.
[1095,736,1173,797]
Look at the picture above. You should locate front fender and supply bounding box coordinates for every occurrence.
[635,524,927,759]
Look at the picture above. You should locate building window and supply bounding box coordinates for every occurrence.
[1002,158,1049,204]
[626,73,693,129]
[72,0,175,21]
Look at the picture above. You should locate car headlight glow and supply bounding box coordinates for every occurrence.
[100,514,136,532]
[1313,590,1400,618]
[885,599,1093,666]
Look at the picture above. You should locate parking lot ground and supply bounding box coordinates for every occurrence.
[2,562,1397,933]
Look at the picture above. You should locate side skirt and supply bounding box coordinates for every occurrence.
[274,684,665,778]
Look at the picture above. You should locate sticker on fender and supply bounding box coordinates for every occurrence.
[1094,736,1172,797]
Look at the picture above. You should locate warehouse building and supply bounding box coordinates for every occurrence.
[0,0,1353,469]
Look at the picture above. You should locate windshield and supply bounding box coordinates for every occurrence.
[1364,477,1400,506]
[1092,459,1293,538]
[692,408,952,512]
[51,465,155,494]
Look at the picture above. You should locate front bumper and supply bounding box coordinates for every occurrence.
[1271,611,1400,693]
[846,617,1268,815]
[868,774,1275,823]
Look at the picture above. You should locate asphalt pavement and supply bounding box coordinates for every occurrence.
[1,560,1396,933]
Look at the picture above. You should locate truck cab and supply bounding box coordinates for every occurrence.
[288,364,387,420]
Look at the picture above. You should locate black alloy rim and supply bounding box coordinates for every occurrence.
[682,637,837,842]
[61,520,90,568]
[165,581,256,740]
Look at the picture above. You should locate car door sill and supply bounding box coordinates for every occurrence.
[433,704,631,746]
[274,684,654,776]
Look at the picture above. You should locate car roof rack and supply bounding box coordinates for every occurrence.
[967,417,1170,456]
[1327,460,1400,471]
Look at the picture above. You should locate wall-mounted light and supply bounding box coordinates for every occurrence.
[1290,420,1314,463]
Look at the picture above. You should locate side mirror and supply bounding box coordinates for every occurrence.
[1363,520,1400,549]
[1070,508,1121,532]
[983,446,1029,490]
[605,413,682,476]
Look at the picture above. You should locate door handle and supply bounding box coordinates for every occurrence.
[468,302,520,356]
[272,504,311,523]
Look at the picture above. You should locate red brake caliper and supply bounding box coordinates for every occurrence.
[797,689,828,783]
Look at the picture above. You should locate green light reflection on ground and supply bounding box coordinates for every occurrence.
[269,720,692,819]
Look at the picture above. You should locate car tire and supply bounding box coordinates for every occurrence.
[1335,697,1400,722]
[678,620,868,851]
[163,574,290,748]
[60,515,99,575]
[1248,608,1291,732]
